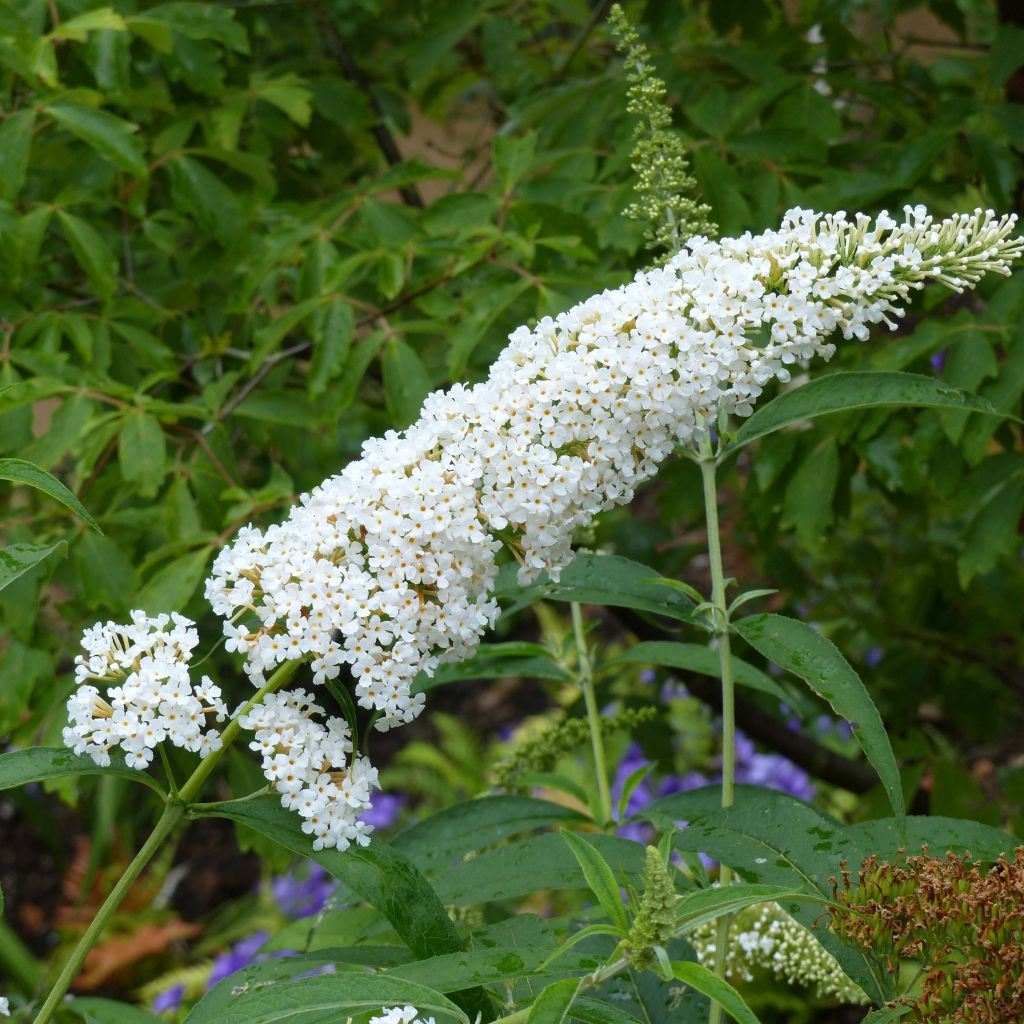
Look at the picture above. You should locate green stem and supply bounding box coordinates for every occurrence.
[572,602,613,826]
[699,431,737,1024]
[0,918,42,995]
[31,801,185,1024]
[30,659,302,1024]
[178,659,300,804]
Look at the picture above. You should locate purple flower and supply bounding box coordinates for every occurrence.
[153,984,185,1013]
[362,791,404,830]
[640,668,657,684]
[272,864,335,919]
[864,647,885,668]
[660,679,689,702]
[207,932,294,990]
[930,349,948,374]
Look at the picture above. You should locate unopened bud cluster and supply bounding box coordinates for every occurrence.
[624,846,677,968]
[493,706,657,785]
[830,847,1024,1023]
[68,207,1020,848]
[691,900,867,1004]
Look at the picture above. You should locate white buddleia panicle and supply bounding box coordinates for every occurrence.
[207,206,1020,737]
[63,611,228,769]
[690,900,869,1005]
[67,207,1019,851]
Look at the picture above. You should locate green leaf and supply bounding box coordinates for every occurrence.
[434,831,646,906]
[608,641,790,703]
[167,154,241,244]
[669,962,762,1024]
[202,797,490,1020]
[561,830,630,932]
[57,211,118,300]
[49,8,127,41]
[47,103,147,178]
[0,457,100,531]
[528,977,579,1024]
[392,914,603,991]
[66,997,161,1024]
[722,371,1009,456]
[568,997,645,1024]
[780,437,839,551]
[135,546,211,614]
[392,794,586,876]
[414,642,571,693]
[252,297,323,362]
[130,2,248,52]
[674,883,805,934]
[73,533,136,613]
[0,541,66,593]
[0,110,35,201]
[733,614,904,820]
[493,130,537,192]
[957,470,1024,585]
[495,554,695,621]
[0,747,164,797]
[117,411,166,498]
[383,338,433,427]
[187,971,467,1024]
[308,299,354,397]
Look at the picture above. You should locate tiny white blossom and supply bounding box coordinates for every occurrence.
[369,1008,436,1024]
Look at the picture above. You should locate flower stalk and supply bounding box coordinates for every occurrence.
[698,430,738,1024]
[573,601,614,826]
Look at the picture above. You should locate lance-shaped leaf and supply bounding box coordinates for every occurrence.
[721,371,1012,456]
[561,830,630,932]
[187,969,467,1024]
[528,977,580,1024]
[0,747,164,797]
[674,883,807,934]
[669,962,763,1024]
[733,613,904,820]
[0,458,100,530]
[0,541,66,593]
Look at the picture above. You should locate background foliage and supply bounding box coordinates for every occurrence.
[1,0,1023,1018]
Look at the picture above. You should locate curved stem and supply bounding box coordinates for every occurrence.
[30,659,302,1023]
[178,659,300,804]
[572,602,613,826]
[699,432,737,1024]
[31,801,184,1024]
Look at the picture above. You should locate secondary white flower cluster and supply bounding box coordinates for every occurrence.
[691,901,868,1003]
[238,690,379,851]
[207,205,1020,728]
[64,611,227,769]
[369,1009,435,1024]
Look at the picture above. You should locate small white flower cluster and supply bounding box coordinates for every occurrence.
[691,901,868,1004]
[64,611,227,769]
[369,1007,436,1024]
[238,690,379,851]
[0,995,9,1017]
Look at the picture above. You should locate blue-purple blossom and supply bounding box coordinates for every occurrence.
[152,984,185,1013]
[864,646,885,668]
[207,932,293,990]
[930,349,948,374]
[272,864,335,919]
